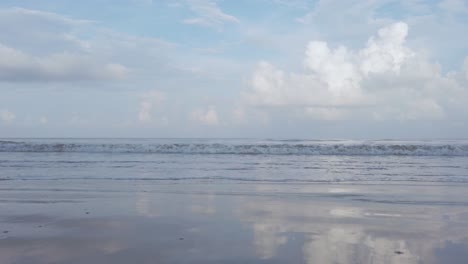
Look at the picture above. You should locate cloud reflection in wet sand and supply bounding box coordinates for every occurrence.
[2,184,468,264]
[236,185,468,264]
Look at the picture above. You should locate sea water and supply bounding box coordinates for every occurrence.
[1,138,468,184]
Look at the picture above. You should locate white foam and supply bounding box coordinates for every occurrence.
[1,140,468,156]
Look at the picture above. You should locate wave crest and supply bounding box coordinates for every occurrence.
[1,141,468,156]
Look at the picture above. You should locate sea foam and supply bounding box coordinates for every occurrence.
[1,140,468,156]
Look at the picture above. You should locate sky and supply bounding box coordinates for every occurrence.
[0,0,467,138]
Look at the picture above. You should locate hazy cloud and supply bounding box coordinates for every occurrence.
[464,57,468,80]
[39,116,48,125]
[183,0,239,29]
[0,8,131,83]
[138,90,166,123]
[304,107,347,121]
[0,43,127,82]
[0,110,16,123]
[190,106,219,125]
[439,0,468,14]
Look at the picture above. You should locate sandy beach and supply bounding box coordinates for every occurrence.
[2,181,468,263]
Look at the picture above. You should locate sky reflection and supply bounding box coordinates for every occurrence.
[2,183,468,264]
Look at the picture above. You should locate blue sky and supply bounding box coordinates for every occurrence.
[0,0,467,138]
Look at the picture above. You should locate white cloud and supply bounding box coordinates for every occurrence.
[304,41,363,101]
[0,7,91,27]
[138,90,166,123]
[0,8,132,83]
[190,106,219,125]
[0,7,182,84]
[0,110,15,123]
[0,8,93,55]
[183,0,239,29]
[244,22,467,121]
[0,43,127,82]
[359,22,413,76]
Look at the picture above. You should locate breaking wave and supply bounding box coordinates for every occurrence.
[1,140,468,156]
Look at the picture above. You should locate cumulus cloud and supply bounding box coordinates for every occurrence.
[183,0,239,29]
[0,43,127,82]
[359,22,413,76]
[190,106,219,125]
[0,110,16,123]
[244,22,467,121]
[138,90,166,123]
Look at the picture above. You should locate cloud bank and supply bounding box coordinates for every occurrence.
[245,22,467,121]
[0,8,130,83]
[0,43,127,82]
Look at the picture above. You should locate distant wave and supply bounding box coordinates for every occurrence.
[1,140,468,156]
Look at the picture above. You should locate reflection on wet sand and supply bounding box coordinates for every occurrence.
[237,185,468,264]
[2,183,468,264]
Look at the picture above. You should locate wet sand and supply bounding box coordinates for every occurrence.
[2,181,468,264]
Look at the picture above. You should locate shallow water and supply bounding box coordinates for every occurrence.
[1,139,468,263]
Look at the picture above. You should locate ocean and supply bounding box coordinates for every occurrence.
[1,138,468,263]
